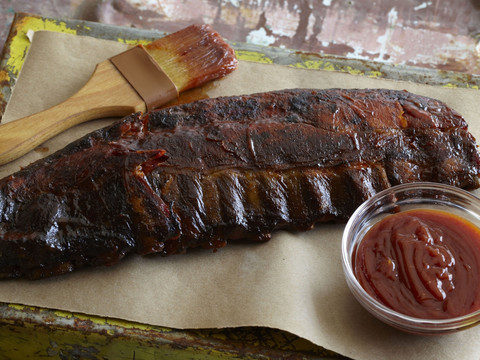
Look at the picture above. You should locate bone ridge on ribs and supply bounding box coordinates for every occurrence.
[0,88,479,279]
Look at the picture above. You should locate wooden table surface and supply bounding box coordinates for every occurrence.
[1,0,479,75]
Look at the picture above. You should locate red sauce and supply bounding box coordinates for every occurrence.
[354,209,480,319]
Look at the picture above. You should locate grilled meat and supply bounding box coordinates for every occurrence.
[1,88,479,279]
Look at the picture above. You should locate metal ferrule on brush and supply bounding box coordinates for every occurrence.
[109,46,179,112]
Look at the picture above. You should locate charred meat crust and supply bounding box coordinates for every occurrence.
[0,88,479,279]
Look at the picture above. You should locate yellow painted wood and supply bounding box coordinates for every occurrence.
[0,321,228,359]
[4,16,78,79]
[0,303,340,359]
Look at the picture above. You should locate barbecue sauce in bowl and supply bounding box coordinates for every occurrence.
[354,209,480,320]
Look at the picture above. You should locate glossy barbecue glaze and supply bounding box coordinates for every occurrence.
[0,88,479,279]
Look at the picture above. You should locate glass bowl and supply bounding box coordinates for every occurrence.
[342,182,480,335]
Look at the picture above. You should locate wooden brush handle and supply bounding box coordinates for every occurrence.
[0,61,145,166]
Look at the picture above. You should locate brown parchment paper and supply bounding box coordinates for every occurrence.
[1,31,480,360]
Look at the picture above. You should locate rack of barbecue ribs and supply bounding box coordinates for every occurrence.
[0,88,479,279]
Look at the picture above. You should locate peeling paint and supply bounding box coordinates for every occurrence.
[235,49,274,64]
[6,17,77,77]
[306,12,316,39]
[375,7,398,61]
[443,83,457,88]
[223,0,241,8]
[116,38,150,46]
[128,0,163,12]
[3,0,477,75]
[413,2,432,11]
[345,46,373,61]
[263,5,300,39]
[246,27,276,46]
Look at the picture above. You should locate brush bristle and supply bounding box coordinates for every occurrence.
[145,24,238,92]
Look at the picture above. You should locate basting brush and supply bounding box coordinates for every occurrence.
[0,24,238,165]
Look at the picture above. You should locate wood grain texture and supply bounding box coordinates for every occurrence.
[0,61,144,165]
